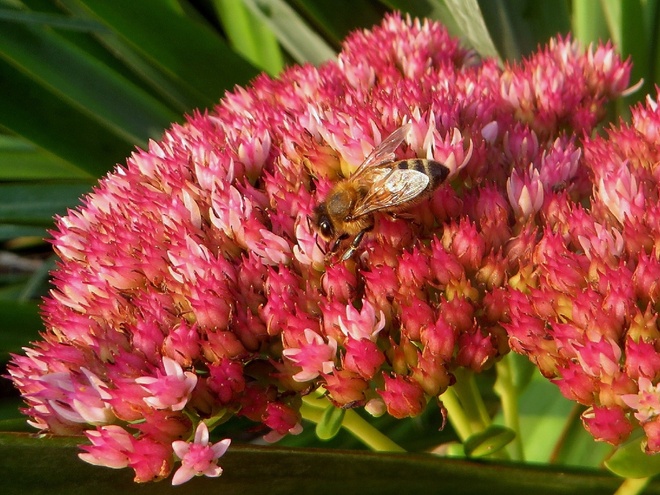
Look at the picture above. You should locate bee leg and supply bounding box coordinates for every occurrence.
[341,227,371,261]
[330,234,349,255]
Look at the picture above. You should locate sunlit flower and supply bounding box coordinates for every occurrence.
[171,422,231,485]
[7,12,646,484]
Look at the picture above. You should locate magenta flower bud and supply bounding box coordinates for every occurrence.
[412,353,452,396]
[466,185,512,250]
[581,405,633,446]
[538,136,581,189]
[585,40,633,97]
[343,337,386,380]
[439,297,474,333]
[321,263,358,303]
[207,359,246,405]
[202,330,248,361]
[162,323,200,367]
[596,164,645,225]
[400,298,436,341]
[503,124,539,166]
[642,419,660,454]
[133,411,191,445]
[421,316,456,361]
[323,369,369,407]
[430,236,465,287]
[476,250,507,289]
[263,401,303,441]
[442,219,486,273]
[456,328,497,372]
[135,357,198,412]
[127,436,174,482]
[363,264,399,321]
[379,374,426,419]
[553,361,597,405]
[633,252,660,306]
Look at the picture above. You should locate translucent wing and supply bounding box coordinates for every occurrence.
[350,166,430,218]
[351,123,412,179]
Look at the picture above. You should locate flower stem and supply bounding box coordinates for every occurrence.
[440,387,474,441]
[449,367,490,435]
[494,355,525,461]
[614,477,651,495]
[300,394,405,452]
[342,409,406,452]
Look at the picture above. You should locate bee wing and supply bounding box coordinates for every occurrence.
[351,123,412,178]
[350,167,430,218]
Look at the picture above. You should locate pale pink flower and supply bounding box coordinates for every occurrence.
[282,329,337,381]
[135,357,197,411]
[171,422,231,485]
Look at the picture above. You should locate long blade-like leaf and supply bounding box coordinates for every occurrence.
[1,433,657,495]
[242,0,336,65]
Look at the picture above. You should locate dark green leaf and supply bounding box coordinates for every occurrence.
[381,0,463,40]
[0,182,91,226]
[315,405,345,440]
[0,57,140,177]
[606,435,660,479]
[292,0,386,47]
[214,0,284,75]
[443,0,501,60]
[0,12,177,146]
[75,0,261,108]
[0,135,92,180]
[478,0,571,60]
[464,425,515,457]
[0,300,42,359]
[242,0,337,65]
[2,432,659,495]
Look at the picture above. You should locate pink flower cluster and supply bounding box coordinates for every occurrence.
[8,12,657,483]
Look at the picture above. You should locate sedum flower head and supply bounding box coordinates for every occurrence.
[7,12,651,483]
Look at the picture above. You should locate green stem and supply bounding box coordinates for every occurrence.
[342,409,406,452]
[440,387,474,441]
[494,356,525,461]
[614,477,651,495]
[451,368,490,433]
[300,396,405,453]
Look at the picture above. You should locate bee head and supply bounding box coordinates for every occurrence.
[313,203,335,240]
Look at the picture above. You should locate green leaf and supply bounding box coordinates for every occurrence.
[0,57,141,177]
[2,432,659,495]
[464,425,515,457]
[0,182,91,226]
[0,300,42,359]
[74,0,261,108]
[315,404,345,440]
[242,0,337,65]
[443,0,501,60]
[0,135,92,180]
[0,225,47,243]
[606,435,660,479]
[213,0,284,75]
[0,10,177,146]
[478,0,571,60]
[292,0,386,47]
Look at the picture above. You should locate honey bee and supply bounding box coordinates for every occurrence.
[313,123,450,261]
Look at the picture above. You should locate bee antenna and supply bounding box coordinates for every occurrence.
[307,214,327,255]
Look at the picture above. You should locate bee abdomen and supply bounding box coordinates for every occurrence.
[397,159,450,189]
